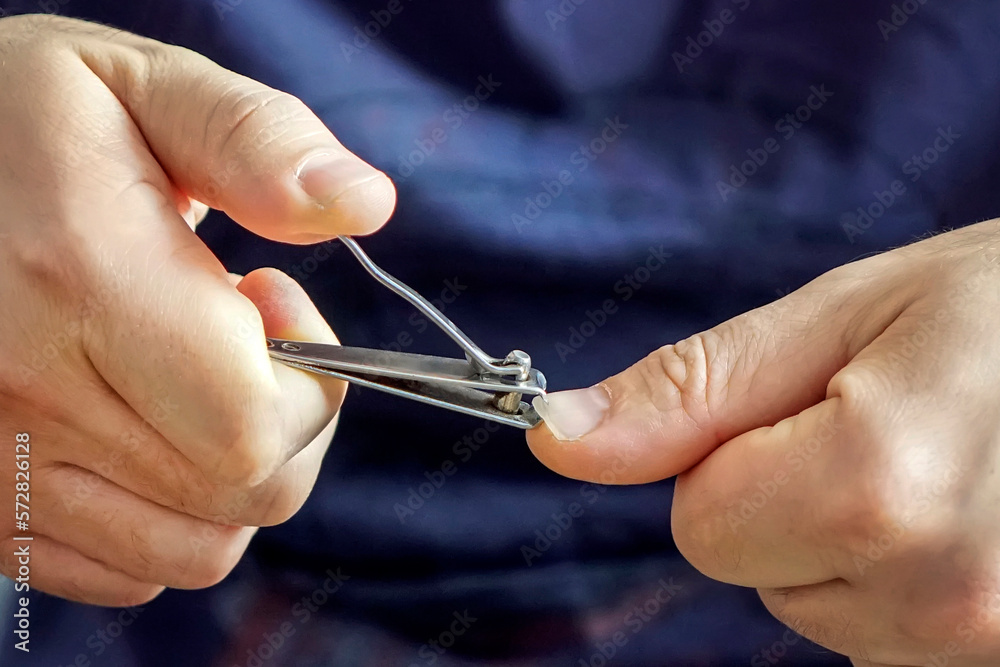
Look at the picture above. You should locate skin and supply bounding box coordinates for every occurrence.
[4,13,997,667]
[0,15,395,605]
[528,221,1000,665]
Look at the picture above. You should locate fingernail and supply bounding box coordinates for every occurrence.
[532,386,611,441]
[296,153,383,206]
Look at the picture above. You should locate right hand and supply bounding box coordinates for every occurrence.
[0,14,396,606]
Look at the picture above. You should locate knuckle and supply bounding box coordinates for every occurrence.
[198,303,283,487]
[822,378,892,537]
[204,413,282,488]
[825,375,973,558]
[209,85,307,163]
[641,334,715,427]
[820,446,902,553]
[828,362,897,434]
[642,317,770,431]
[183,525,249,589]
[824,475,900,557]
[254,480,312,528]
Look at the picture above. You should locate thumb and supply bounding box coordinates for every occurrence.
[76,25,395,243]
[526,264,913,484]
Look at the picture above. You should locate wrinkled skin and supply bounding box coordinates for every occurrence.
[529,221,1000,665]
[0,15,395,605]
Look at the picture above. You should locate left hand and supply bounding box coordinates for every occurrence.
[527,219,1000,666]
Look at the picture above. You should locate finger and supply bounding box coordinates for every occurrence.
[758,585,927,665]
[673,301,996,658]
[243,412,339,527]
[54,393,338,528]
[670,398,847,588]
[62,269,343,525]
[234,267,347,466]
[668,298,979,589]
[34,464,256,590]
[9,25,344,488]
[526,252,917,484]
[0,533,164,608]
[81,165,341,486]
[73,23,395,242]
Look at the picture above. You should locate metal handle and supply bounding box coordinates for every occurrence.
[338,236,525,377]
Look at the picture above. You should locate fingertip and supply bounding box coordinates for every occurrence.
[258,170,396,245]
[525,418,644,484]
[294,153,397,238]
[314,171,397,236]
[525,423,600,482]
[525,394,703,485]
[236,268,347,464]
[235,268,337,344]
[525,386,636,482]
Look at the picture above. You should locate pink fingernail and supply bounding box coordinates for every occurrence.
[532,387,611,441]
[296,153,383,206]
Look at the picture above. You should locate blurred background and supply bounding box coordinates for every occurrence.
[3,0,1000,664]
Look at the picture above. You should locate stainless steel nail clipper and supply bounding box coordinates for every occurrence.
[266,236,546,429]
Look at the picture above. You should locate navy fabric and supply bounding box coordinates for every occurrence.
[3,1,1000,665]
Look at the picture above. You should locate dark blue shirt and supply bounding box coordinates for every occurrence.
[5,1,1000,665]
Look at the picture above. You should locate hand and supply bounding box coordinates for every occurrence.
[528,220,1000,665]
[0,15,395,605]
